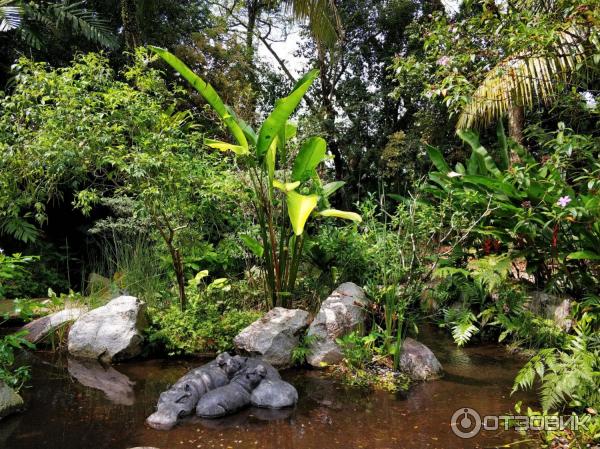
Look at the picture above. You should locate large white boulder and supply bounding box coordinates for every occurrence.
[0,381,24,420]
[234,307,310,368]
[306,282,369,367]
[399,337,443,381]
[68,296,146,363]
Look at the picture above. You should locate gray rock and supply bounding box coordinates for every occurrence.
[68,295,146,363]
[21,307,88,343]
[251,379,298,409]
[234,307,310,368]
[0,381,24,420]
[399,337,443,381]
[68,358,135,406]
[528,291,573,331]
[306,282,369,367]
[196,366,266,418]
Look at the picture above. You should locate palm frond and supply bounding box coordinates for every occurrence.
[0,0,22,32]
[25,0,118,49]
[457,29,591,131]
[283,0,343,47]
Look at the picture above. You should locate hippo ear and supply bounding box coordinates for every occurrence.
[216,352,230,367]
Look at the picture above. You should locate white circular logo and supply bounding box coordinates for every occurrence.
[451,407,482,439]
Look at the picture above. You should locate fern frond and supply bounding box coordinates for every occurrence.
[444,307,479,346]
[0,217,39,243]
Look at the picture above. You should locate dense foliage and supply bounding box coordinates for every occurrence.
[0,0,598,446]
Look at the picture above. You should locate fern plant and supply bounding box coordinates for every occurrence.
[512,313,600,413]
[442,307,479,347]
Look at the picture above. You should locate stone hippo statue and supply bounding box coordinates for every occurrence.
[196,365,267,418]
[147,353,299,429]
[146,352,242,430]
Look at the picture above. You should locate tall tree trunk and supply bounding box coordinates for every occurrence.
[244,0,260,124]
[508,105,524,164]
[317,47,344,180]
[121,0,140,50]
[245,0,259,59]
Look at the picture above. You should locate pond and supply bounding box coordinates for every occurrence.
[0,327,536,449]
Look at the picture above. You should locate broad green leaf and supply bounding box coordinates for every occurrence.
[322,181,345,198]
[240,235,264,257]
[256,69,319,158]
[273,180,300,192]
[566,251,600,261]
[458,129,501,177]
[318,209,362,222]
[426,145,450,174]
[286,191,319,236]
[205,138,249,156]
[277,121,298,151]
[265,139,277,182]
[292,136,327,182]
[462,175,520,199]
[225,105,257,145]
[149,46,249,151]
[284,122,298,140]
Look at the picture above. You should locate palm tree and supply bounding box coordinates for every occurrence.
[456,2,599,144]
[0,0,117,49]
[283,0,343,46]
[0,0,21,32]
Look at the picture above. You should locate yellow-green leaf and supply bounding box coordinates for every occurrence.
[273,180,301,192]
[205,138,249,156]
[149,46,250,151]
[318,209,362,223]
[286,191,319,236]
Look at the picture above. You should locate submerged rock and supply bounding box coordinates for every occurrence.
[21,307,88,343]
[234,307,310,368]
[68,295,146,363]
[0,381,24,420]
[306,282,369,367]
[399,338,443,381]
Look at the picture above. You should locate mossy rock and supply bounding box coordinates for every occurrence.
[0,381,24,420]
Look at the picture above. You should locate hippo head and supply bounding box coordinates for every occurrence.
[217,353,245,378]
[146,381,199,430]
[240,364,267,390]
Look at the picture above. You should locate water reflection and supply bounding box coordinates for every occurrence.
[68,358,135,406]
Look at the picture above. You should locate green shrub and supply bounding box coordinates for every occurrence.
[0,331,34,391]
[148,278,261,355]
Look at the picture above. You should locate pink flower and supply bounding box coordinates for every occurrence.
[437,56,451,66]
[557,196,571,207]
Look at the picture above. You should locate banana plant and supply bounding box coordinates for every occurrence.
[149,46,361,308]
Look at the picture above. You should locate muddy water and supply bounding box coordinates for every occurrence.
[0,328,536,449]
